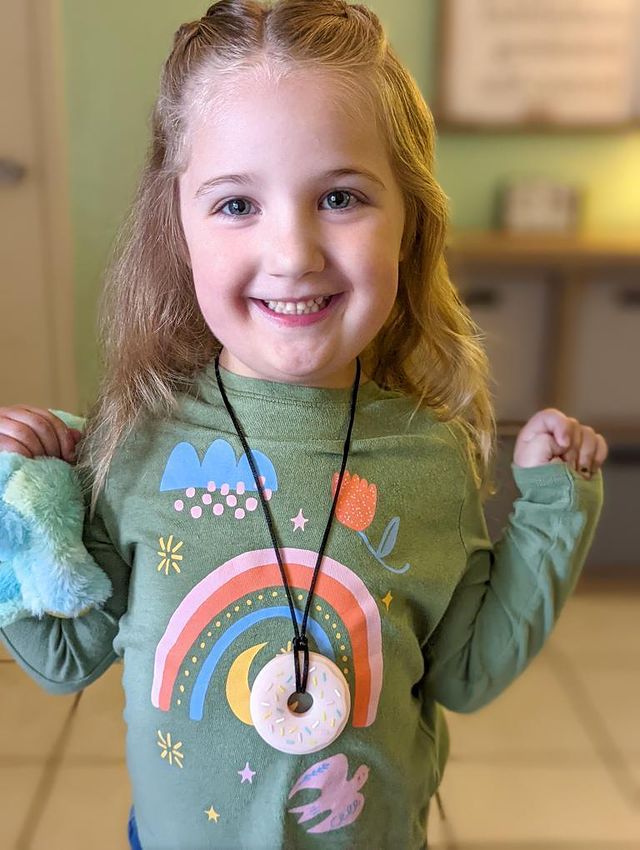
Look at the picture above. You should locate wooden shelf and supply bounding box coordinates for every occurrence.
[446,230,640,445]
[459,231,640,572]
[446,230,640,269]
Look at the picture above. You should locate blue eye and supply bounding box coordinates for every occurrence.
[321,190,360,211]
[217,198,254,217]
[212,189,362,218]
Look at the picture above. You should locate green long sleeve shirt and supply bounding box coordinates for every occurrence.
[1,362,604,849]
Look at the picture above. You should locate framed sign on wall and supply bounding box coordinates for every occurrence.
[435,0,640,130]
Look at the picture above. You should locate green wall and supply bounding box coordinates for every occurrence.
[61,0,640,408]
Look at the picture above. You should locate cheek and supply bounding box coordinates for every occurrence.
[189,245,234,302]
[190,257,250,338]
[353,216,403,266]
[366,261,400,332]
[188,229,250,289]
[190,260,216,311]
[356,243,400,304]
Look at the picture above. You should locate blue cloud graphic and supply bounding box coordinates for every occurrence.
[159,439,278,493]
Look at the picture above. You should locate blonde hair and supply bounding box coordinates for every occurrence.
[78,0,497,510]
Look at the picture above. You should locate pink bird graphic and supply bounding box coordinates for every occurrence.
[287,753,370,834]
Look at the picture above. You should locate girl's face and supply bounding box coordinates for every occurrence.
[179,69,406,388]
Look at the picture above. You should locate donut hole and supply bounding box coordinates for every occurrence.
[287,691,314,714]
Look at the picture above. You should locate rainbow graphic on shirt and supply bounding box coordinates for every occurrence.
[151,547,383,727]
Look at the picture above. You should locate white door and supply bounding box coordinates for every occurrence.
[0,0,76,409]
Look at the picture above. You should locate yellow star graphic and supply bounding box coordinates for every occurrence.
[156,535,184,576]
[381,591,393,611]
[205,806,220,823]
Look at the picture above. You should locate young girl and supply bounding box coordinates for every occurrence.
[0,1,607,848]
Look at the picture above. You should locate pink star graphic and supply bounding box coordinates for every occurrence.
[238,762,256,784]
[290,509,309,531]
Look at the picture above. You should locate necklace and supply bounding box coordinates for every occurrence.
[214,355,361,754]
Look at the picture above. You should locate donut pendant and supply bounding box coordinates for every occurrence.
[249,651,351,755]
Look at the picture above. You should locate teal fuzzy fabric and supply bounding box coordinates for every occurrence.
[0,410,112,627]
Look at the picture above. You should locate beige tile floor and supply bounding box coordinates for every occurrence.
[1,588,639,850]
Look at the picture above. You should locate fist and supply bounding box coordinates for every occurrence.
[513,408,608,479]
[0,406,81,464]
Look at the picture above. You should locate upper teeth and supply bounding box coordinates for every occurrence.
[264,297,330,314]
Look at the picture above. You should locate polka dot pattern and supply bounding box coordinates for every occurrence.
[178,591,287,707]
[171,483,274,521]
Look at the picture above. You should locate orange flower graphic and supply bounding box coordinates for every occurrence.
[332,471,377,532]
[331,469,411,574]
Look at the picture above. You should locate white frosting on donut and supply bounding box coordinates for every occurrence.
[250,651,350,754]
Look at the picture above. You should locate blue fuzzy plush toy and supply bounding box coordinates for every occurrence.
[0,410,112,628]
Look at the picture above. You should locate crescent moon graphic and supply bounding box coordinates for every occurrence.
[225,642,268,725]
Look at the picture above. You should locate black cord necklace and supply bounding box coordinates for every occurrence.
[214,354,361,704]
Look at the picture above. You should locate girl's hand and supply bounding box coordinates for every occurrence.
[0,406,81,464]
[513,408,608,480]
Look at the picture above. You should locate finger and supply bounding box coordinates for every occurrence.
[562,420,583,471]
[0,434,35,458]
[22,406,77,461]
[555,416,576,453]
[576,427,598,476]
[519,409,573,449]
[513,432,565,467]
[593,434,609,468]
[0,414,47,457]
[3,407,64,459]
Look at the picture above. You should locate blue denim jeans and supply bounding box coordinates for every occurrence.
[128,807,143,850]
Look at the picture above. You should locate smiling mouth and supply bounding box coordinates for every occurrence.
[259,296,333,315]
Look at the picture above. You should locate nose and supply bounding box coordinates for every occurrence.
[263,209,325,279]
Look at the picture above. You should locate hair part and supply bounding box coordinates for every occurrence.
[78,0,496,512]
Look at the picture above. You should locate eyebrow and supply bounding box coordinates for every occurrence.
[194,167,386,199]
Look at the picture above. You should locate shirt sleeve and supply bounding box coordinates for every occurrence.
[420,460,604,713]
[0,485,131,696]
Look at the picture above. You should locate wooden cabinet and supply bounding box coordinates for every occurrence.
[446,231,640,575]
